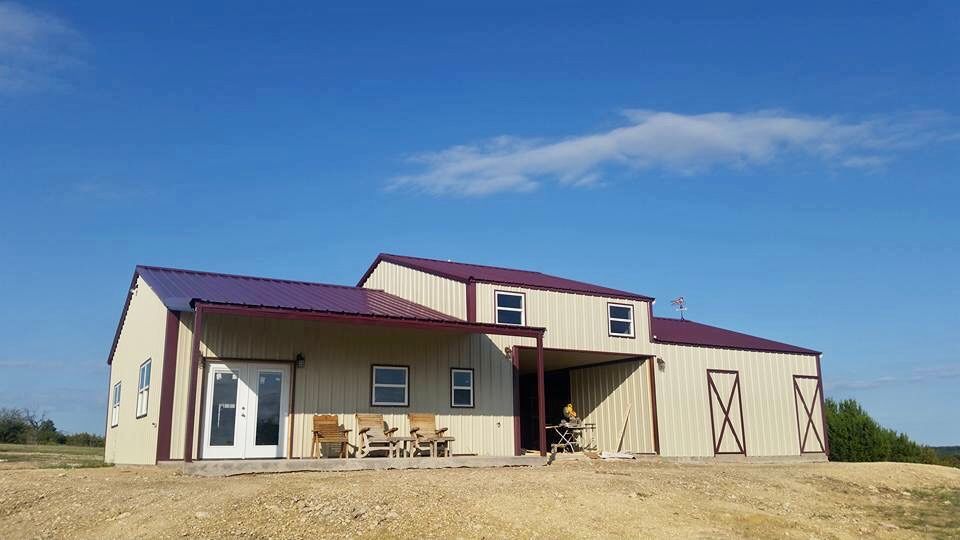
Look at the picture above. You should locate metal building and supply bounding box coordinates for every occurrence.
[104,253,826,465]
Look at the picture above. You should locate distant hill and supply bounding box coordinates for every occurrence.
[932,446,960,457]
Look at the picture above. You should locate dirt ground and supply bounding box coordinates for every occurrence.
[1,456,958,539]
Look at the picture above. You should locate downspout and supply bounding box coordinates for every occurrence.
[183,303,204,463]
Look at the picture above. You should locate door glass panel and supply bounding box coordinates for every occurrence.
[210,371,238,446]
[255,372,282,446]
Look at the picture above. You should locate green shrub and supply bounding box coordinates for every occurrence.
[825,398,953,467]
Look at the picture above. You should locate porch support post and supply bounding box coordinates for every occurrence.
[183,304,204,463]
[536,333,546,456]
[511,346,521,456]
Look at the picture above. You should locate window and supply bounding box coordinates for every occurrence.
[495,291,525,325]
[451,368,474,408]
[608,303,635,337]
[371,365,409,406]
[136,359,151,418]
[111,383,121,427]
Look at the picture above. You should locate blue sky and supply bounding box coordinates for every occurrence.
[1,2,957,444]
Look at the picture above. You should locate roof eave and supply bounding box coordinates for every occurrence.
[359,254,655,302]
[196,301,547,338]
[652,337,820,356]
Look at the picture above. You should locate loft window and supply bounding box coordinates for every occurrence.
[495,291,525,325]
[451,368,475,408]
[608,303,635,337]
[136,359,151,418]
[371,365,409,406]
[111,382,121,427]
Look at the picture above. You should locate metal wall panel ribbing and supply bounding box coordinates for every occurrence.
[168,315,514,459]
[569,359,656,453]
[651,342,821,457]
[363,261,467,319]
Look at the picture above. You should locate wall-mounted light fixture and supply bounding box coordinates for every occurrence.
[504,346,513,357]
[295,353,305,368]
[656,356,666,370]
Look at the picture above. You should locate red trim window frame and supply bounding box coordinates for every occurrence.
[494,290,526,326]
[607,302,635,338]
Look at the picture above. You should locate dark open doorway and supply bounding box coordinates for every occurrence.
[518,370,570,452]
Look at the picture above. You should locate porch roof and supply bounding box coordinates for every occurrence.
[109,265,545,364]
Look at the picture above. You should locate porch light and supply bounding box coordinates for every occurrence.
[295,353,305,368]
[656,356,666,370]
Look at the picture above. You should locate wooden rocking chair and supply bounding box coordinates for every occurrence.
[311,414,351,458]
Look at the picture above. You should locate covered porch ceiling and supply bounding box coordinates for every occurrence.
[516,347,645,375]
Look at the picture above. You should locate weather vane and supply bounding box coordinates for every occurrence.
[671,296,687,320]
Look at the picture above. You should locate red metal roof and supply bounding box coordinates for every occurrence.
[651,317,819,355]
[137,265,462,321]
[359,253,654,301]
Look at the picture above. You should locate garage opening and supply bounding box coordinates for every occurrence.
[515,347,657,455]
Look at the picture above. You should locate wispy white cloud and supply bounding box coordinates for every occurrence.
[390,109,955,196]
[828,362,960,393]
[0,2,85,94]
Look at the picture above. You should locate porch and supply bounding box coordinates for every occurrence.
[170,303,550,462]
[179,455,548,477]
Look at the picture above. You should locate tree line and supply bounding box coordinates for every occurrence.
[825,398,958,468]
[0,408,104,447]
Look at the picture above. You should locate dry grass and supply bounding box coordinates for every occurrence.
[0,453,958,538]
[0,443,109,470]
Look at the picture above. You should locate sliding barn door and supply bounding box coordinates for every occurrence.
[706,369,746,455]
[793,375,826,454]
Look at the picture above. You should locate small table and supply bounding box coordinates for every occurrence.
[546,423,597,453]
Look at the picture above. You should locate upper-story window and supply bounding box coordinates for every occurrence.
[495,291,525,325]
[608,303,635,337]
[136,359,151,418]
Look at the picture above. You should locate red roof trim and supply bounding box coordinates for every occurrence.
[651,317,820,356]
[198,302,546,338]
[358,253,655,302]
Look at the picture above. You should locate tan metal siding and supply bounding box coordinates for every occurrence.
[168,315,515,459]
[363,261,467,319]
[651,342,822,457]
[475,283,651,355]
[104,276,169,465]
[569,360,656,453]
[168,312,200,460]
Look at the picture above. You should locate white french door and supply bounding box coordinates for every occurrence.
[201,361,290,459]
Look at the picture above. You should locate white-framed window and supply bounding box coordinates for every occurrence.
[371,365,409,406]
[608,303,635,337]
[451,368,475,408]
[495,291,525,325]
[136,359,151,418]
[111,382,121,427]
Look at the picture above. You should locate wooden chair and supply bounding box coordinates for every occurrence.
[356,413,400,458]
[408,413,455,457]
[311,414,351,458]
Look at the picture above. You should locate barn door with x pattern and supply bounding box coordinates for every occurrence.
[707,369,746,455]
[793,375,825,454]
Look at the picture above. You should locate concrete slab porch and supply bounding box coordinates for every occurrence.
[179,455,549,477]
